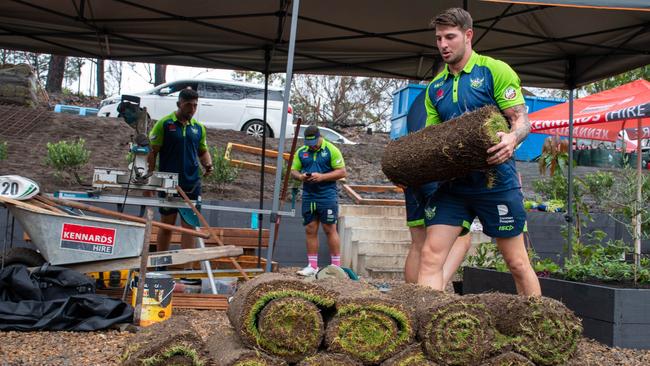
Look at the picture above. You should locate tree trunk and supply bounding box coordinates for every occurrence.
[45,55,66,93]
[154,64,167,86]
[96,58,105,97]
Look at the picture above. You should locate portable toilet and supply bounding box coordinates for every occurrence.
[390,84,427,139]
[389,87,564,161]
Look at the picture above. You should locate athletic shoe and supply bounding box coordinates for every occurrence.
[296,265,318,276]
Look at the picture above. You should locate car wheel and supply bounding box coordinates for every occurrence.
[242,120,272,138]
[0,247,45,268]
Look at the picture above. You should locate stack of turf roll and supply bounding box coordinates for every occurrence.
[381,105,509,187]
[475,293,583,366]
[0,64,39,107]
[385,283,496,366]
[225,273,336,364]
[315,278,415,365]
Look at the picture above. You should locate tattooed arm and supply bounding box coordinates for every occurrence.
[486,104,530,165]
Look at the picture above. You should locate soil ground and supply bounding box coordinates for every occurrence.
[1,105,649,364]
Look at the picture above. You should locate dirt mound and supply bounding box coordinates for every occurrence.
[0,105,390,201]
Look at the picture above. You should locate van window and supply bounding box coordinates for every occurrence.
[155,81,198,94]
[245,88,284,101]
[199,83,244,100]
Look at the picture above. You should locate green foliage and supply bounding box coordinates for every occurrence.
[204,146,239,191]
[465,230,650,284]
[45,138,90,184]
[562,236,650,284]
[0,141,7,161]
[466,242,508,272]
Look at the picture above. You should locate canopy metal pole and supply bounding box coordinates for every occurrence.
[266,0,300,272]
[257,48,271,268]
[566,87,575,257]
[635,117,642,268]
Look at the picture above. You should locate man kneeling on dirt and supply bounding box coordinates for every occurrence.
[147,88,213,252]
[291,126,347,276]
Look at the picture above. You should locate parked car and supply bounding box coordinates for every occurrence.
[295,125,357,145]
[97,79,294,138]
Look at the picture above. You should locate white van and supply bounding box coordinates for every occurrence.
[97,79,294,138]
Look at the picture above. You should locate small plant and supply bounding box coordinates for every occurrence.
[0,141,7,161]
[465,242,508,272]
[204,146,238,191]
[45,138,90,184]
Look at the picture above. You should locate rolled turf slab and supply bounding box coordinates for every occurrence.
[317,278,415,365]
[226,273,336,363]
[296,352,363,366]
[206,326,287,366]
[121,315,207,366]
[381,105,509,187]
[475,293,582,366]
[480,352,534,366]
[380,343,438,366]
[383,283,494,365]
[416,296,497,366]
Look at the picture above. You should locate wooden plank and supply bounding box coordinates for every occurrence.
[229,142,291,160]
[348,184,403,193]
[150,226,269,238]
[358,198,405,206]
[342,184,363,204]
[66,246,243,273]
[229,159,278,173]
[98,289,229,310]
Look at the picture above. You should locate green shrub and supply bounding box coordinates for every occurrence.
[0,141,7,161]
[204,146,238,191]
[45,138,90,184]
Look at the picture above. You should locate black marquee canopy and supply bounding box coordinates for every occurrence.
[0,0,648,89]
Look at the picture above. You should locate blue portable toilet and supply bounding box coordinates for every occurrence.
[390,84,427,139]
[389,86,565,161]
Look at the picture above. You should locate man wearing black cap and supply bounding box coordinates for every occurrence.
[291,125,347,276]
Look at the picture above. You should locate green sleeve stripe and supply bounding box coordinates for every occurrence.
[199,123,208,151]
[291,146,305,171]
[425,82,442,127]
[149,119,165,146]
[329,143,345,168]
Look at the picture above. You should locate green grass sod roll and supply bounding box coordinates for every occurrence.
[226,273,335,362]
[317,278,415,365]
[381,105,509,187]
[475,293,582,366]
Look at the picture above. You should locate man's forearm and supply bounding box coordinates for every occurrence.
[147,151,157,173]
[199,150,212,168]
[291,169,303,181]
[323,168,347,181]
[504,104,530,144]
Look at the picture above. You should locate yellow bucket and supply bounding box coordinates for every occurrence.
[131,272,175,327]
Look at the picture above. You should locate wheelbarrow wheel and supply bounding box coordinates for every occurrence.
[0,248,45,268]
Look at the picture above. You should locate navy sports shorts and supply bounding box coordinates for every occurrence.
[404,182,439,227]
[424,187,526,238]
[159,185,201,226]
[302,200,338,225]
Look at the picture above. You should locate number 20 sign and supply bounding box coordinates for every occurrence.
[0,176,40,200]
